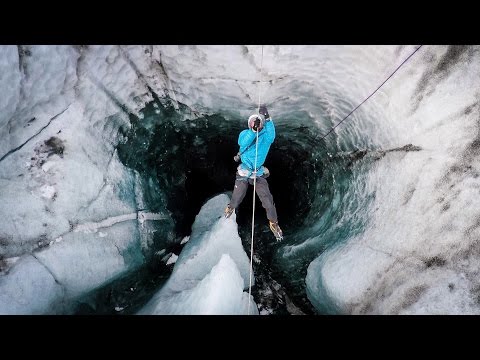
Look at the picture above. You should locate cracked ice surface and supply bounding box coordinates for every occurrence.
[2,45,480,315]
[0,45,173,314]
[0,255,63,314]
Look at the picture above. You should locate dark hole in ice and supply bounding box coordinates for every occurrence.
[111,99,326,314]
[118,101,322,239]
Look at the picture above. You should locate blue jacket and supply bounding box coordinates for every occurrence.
[238,119,275,177]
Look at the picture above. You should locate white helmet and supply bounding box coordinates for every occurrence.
[248,114,265,130]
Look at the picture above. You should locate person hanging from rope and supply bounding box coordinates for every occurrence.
[224,104,283,241]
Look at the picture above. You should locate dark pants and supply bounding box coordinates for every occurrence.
[229,174,278,223]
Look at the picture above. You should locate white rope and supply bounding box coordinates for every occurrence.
[257,45,264,113]
[247,45,264,315]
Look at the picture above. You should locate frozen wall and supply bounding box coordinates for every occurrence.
[1,45,479,314]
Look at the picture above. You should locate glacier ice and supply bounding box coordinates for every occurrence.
[0,255,63,315]
[302,45,480,314]
[0,45,174,314]
[1,45,480,314]
[138,193,258,315]
[139,253,255,315]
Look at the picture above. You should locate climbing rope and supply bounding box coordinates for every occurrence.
[247,45,264,315]
[257,45,264,112]
[244,45,423,315]
[245,46,422,314]
[318,45,423,141]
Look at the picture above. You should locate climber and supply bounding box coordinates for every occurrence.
[224,104,283,241]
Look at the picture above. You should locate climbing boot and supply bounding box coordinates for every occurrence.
[224,205,234,219]
[269,221,283,241]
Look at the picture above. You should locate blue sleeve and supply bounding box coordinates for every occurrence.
[264,119,276,144]
[238,129,256,151]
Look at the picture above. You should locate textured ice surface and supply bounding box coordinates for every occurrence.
[304,45,480,314]
[0,255,63,315]
[140,254,256,315]
[35,220,143,299]
[0,45,172,313]
[1,45,480,314]
[171,194,251,288]
[138,194,258,315]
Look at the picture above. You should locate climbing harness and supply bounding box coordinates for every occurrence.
[237,165,267,179]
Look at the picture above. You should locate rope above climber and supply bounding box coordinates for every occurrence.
[224,104,283,241]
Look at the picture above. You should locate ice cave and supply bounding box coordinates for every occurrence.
[1,45,479,315]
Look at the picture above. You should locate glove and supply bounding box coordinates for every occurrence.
[259,104,269,120]
[252,117,261,131]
